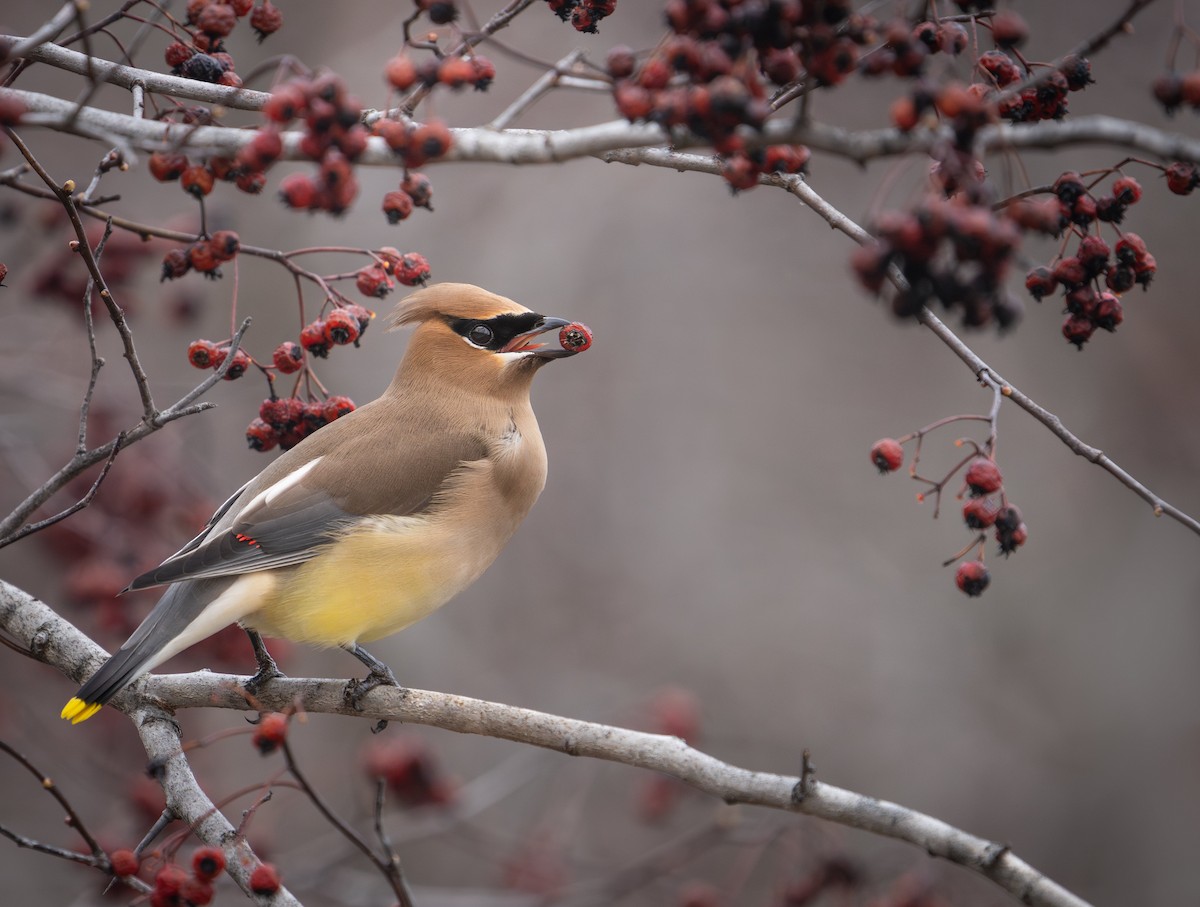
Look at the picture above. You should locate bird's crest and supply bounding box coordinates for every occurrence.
[391,283,531,329]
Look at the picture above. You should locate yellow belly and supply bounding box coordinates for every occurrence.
[248,519,485,646]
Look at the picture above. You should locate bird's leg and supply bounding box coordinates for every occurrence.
[244,628,286,695]
[342,643,402,727]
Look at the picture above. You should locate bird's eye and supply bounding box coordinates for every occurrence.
[468,323,494,346]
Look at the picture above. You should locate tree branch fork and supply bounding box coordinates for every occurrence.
[0,577,1090,907]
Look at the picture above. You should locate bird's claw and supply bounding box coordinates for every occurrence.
[244,664,286,697]
[344,666,401,712]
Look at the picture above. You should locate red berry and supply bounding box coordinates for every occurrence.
[558,322,592,352]
[196,3,237,37]
[238,129,283,172]
[1165,161,1199,195]
[721,152,760,192]
[236,170,267,194]
[300,321,332,357]
[385,56,417,90]
[180,164,215,198]
[1062,313,1095,349]
[249,863,281,895]
[164,41,194,69]
[109,849,139,877]
[1093,292,1124,331]
[937,22,968,55]
[407,119,453,166]
[187,339,219,368]
[963,497,999,529]
[964,457,1002,495]
[192,847,226,881]
[180,877,214,906]
[250,0,283,41]
[1024,266,1057,301]
[390,251,431,286]
[355,264,394,299]
[272,341,304,373]
[279,172,317,210]
[222,348,251,380]
[870,438,904,473]
[1112,176,1141,205]
[400,172,433,209]
[382,189,414,224]
[1114,233,1147,265]
[324,307,362,344]
[188,241,222,276]
[209,230,240,262]
[1051,257,1087,288]
[323,394,356,421]
[955,561,990,597]
[990,10,1028,48]
[614,81,653,121]
[155,864,188,897]
[263,83,307,123]
[1133,252,1156,288]
[438,56,475,90]
[995,505,1028,555]
[253,713,288,754]
[1059,55,1092,91]
[606,45,637,79]
[148,152,189,182]
[162,247,192,281]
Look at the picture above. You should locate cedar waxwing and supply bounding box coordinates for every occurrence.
[61,283,591,723]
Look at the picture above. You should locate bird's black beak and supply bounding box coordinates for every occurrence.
[501,316,592,359]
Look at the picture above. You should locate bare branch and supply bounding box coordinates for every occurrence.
[0,3,82,66]
[9,37,270,111]
[133,705,303,907]
[0,578,1093,907]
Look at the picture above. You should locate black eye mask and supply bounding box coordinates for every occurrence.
[447,312,546,351]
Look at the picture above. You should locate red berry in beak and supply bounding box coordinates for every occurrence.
[558,322,592,352]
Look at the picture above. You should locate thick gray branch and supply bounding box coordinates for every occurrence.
[0,578,1091,907]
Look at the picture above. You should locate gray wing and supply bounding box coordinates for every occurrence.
[125,406,489,592]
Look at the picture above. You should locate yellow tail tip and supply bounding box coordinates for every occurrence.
[61,698,102,724]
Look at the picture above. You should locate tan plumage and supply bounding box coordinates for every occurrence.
[62,283,588,723]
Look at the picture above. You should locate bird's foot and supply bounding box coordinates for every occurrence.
[342,643,404,731]
[243,628,286,696]
[244,663,286,697]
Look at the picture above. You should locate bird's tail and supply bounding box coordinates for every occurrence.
[62,577,233,724]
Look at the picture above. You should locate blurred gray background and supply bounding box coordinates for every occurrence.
[1,1,1198,904]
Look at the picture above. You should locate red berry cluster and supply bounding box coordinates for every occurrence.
[163,0,282,90]
[543,0,617,33]
[262,74,370,215]
[385,51,495,94]
[150,146,271,198]
[247,392,356,452]
[1020,169,1163,349]
[381,171,434,224]
[851,195,1024,329]
[161,229,242,282]
[361,736,457,807]
[147,861,219,907]
[870,435,1028,598]
[187,337,251,379]
[977,50,1093,123]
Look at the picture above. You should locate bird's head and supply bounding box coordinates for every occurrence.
[390,283,590,397]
